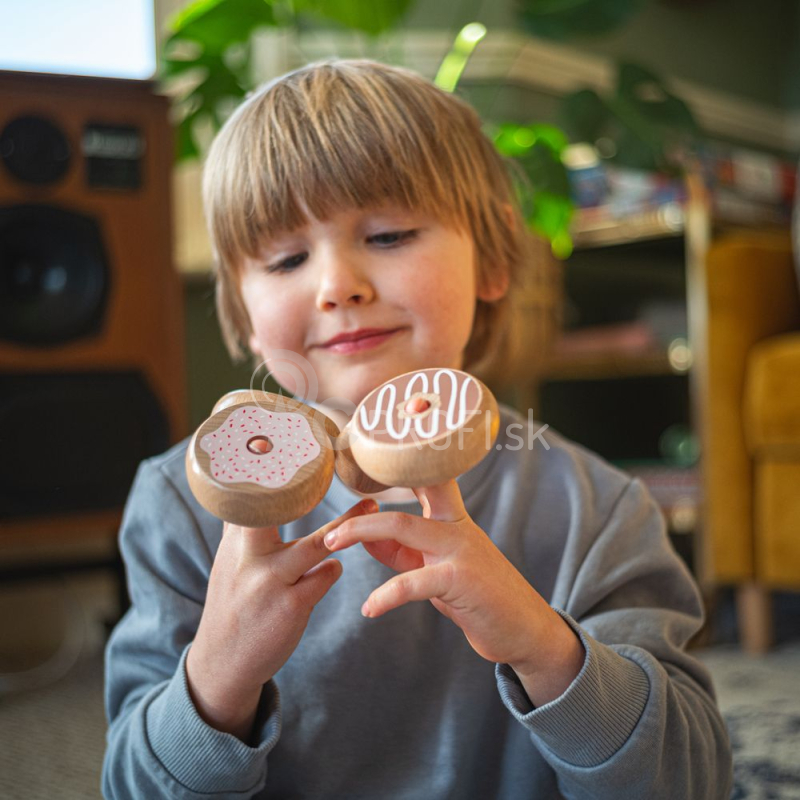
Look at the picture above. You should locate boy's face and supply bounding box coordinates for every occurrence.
[239,204,504,412]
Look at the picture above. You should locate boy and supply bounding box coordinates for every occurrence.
[103,59,733,798]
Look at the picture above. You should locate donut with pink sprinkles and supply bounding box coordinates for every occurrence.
[199,405,321,488]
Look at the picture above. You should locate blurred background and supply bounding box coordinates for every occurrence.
[0,0,799,797]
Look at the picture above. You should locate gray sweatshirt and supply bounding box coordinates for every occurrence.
[103,405,733,799]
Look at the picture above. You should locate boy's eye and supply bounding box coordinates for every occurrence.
[267,252,307,273]
[368,229,418,247]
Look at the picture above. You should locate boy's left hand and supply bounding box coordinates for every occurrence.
[324,480,585,706]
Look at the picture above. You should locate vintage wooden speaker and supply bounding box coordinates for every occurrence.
[0,70,187,540]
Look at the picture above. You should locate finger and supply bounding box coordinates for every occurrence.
[413,480,466,523]
[361,563,454,618]
[324,510,453,555]
[276,499,378,584]
[362,540,424,573]
[226,521,283,560]
[293,557,344,608]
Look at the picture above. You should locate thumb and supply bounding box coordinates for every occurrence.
[413,480,466,523]
[294,558,344,607]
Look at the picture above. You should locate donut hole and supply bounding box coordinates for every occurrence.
[405,396,431,416]
[247,435,273,455]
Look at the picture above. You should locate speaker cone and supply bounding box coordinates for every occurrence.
[0,204,109,345]
[0,115,71,185]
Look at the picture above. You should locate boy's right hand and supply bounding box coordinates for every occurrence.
[186,499,379,741]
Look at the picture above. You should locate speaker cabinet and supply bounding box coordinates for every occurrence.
[0,71,187,539]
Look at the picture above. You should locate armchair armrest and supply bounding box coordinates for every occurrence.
[745,332,800,456]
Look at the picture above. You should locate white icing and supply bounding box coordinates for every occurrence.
[200,406,321,487]
[359,369,477,441]
[359,382,412,440]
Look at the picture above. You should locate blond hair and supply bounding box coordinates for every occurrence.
[203,58,535,379]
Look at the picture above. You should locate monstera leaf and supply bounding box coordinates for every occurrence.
[167,0,275,52]
[560,62,700,171]
[162,0,413,159]
[519,0,650,39]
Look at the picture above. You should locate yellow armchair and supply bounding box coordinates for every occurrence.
[702,231,800,652]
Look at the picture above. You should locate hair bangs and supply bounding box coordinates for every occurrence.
[204,61,474,274]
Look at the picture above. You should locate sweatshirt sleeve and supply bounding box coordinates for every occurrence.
[102,459,281,799]
[495,477,733,800]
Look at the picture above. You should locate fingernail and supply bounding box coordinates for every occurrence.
[324,531,337,549]
[361,601,371,617]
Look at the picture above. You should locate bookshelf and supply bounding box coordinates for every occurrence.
[534,166,793,577]
[536,182,710,573]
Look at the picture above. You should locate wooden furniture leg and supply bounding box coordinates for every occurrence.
[736,582,774,654]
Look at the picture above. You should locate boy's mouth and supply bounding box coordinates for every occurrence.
[319,327,404,353]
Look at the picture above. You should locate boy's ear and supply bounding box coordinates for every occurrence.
[248,333,263,360]
[477,267,510,303]
[503,202,516,232]
[476,202,515,302]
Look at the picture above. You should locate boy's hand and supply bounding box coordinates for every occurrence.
[186,499,379,741]
[323,483,585,707]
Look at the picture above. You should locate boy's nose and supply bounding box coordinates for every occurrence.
[315,259,375,311]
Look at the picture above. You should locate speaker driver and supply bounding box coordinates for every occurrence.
[0,205,110,345]
[0,115,71,185]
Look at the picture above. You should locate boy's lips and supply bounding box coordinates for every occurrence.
[317,327,405,353]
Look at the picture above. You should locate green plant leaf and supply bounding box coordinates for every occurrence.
[293,0,414,36]
[518,141,572,195]
[169,47,250,162]
[495,134,574,256]
[616,62,700,134]
[167,0,277,53]
[559,89,607,143]
[559,61,700,171]
[493,123,570,159]
[176,109,203,160]
[518,0,651,39]
[160,50,222,80]
[529,191,574,257]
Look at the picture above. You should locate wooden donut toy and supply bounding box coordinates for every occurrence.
[342,368,499,488]
[186,391,336,528]
[186,369,499,527]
